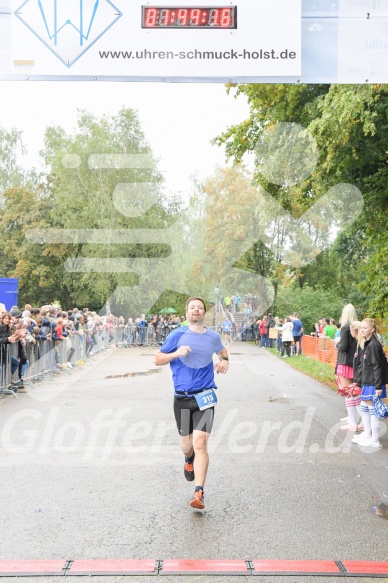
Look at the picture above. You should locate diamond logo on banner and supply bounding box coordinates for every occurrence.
[14,0,122,68]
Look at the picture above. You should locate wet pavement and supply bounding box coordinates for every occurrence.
[0,341,387,582]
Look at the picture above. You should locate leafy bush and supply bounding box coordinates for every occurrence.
[273,284,346,335]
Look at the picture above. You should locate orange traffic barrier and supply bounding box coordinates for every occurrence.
[301,335,337,367]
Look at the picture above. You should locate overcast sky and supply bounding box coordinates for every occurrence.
[0,80,250,198]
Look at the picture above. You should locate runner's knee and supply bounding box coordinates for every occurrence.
[193,433,208,454]
[180,435,193,453]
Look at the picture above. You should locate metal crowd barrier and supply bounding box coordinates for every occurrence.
[122,324,136,346]
[0,317,263,400]
[0,342,18,397]
[96,326,127,351]
[121,323,176,347]
[0,332,94,399]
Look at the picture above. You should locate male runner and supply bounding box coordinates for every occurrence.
[221,317,233,344]
[155,297,229,509]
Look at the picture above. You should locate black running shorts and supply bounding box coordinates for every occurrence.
[173,395,215,436]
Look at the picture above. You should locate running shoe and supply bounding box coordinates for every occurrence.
[351,432,370,444]
[358,439,382,450]
[184,455,195,481]
[190,489,205,509]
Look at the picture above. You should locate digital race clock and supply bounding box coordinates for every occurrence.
[142,6,237,29]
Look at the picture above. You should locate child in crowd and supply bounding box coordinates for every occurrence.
[338,321,363,432]
[352,318,388,449]
[335,304,358,426]
[54,318,64,340]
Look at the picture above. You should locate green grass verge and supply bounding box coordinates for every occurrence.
[266,347,337,390]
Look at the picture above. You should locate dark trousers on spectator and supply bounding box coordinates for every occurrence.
[281,341,292,357]
[11,356,18,374]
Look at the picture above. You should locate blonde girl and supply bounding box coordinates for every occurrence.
[338,321,363,431]
[352,318,387,449]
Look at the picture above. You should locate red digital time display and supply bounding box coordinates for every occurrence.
[142,6,237,28]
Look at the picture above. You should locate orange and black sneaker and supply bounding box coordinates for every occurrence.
[184,455,195,481]
[190,489,205,510]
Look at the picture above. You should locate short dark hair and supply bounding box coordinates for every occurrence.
[185,297,207,313]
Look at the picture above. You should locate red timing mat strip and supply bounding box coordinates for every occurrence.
[0,559,388,577]
[252,560,342,573]
[0,560,66,575]
[68,559,157,574]
[161,559,249,574]
[342,561,388,575]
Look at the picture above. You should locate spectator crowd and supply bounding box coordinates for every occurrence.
[1,297,386,452]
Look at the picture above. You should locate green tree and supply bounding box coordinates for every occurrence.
[0,128,27,195]
[37,108,185,312]
[214,84,388,315]
[274,284,346,336]
[0,186,65,306]
[200,165,277,305]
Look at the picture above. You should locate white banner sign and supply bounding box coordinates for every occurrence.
[339,17,388,82]
[11,0,302,77]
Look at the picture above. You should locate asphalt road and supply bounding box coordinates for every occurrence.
[0,340,387,583]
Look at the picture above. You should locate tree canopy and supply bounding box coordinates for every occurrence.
[0,108,186,312]
[0,86,386,323]
[213,83,388,318]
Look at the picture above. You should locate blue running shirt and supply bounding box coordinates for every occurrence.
[292,319,303,336]
[160,326,224,395]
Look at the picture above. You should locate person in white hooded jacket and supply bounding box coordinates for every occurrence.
[280,316,294,358]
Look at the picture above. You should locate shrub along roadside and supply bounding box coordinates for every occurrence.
[266,347,337,390]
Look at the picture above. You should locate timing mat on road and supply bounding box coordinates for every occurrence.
[1,560,388,577]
